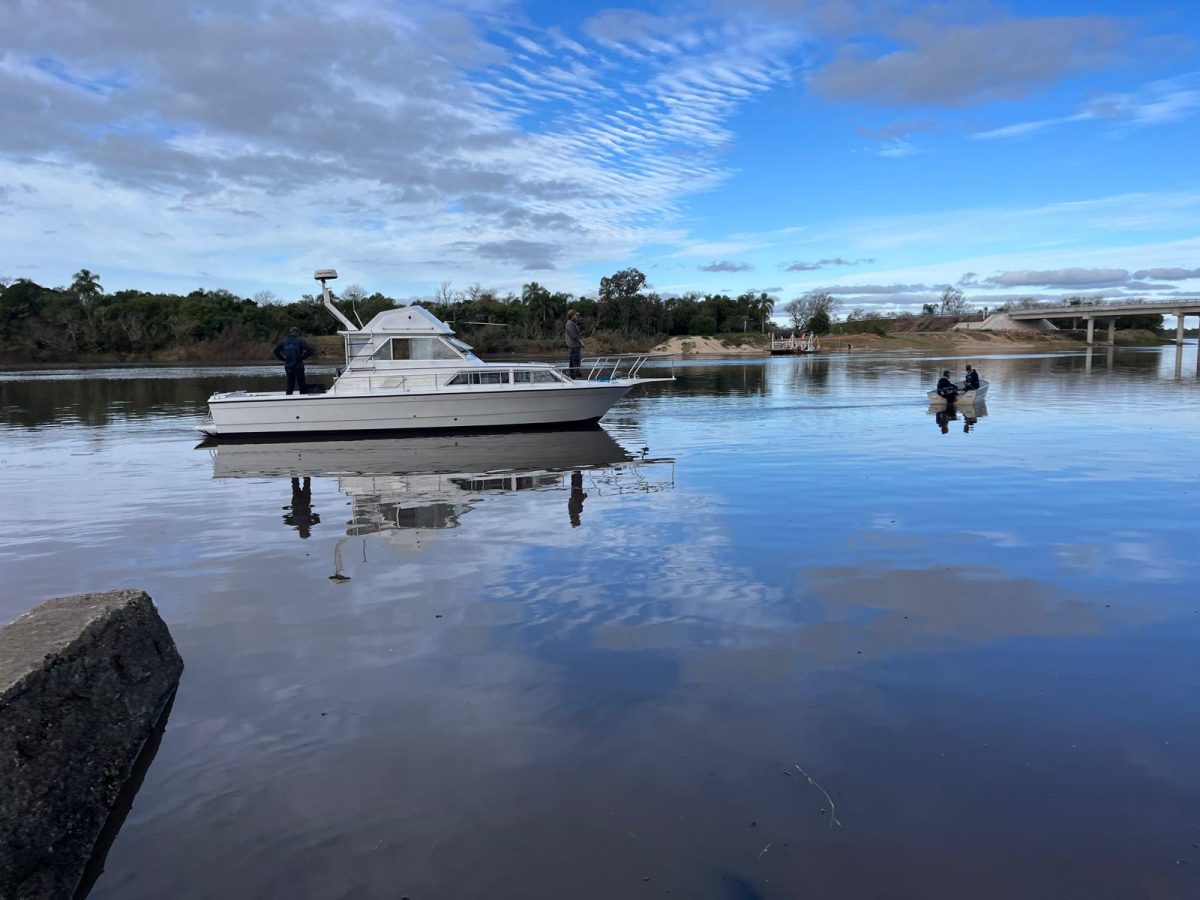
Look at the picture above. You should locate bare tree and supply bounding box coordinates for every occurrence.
[938,287,969,315]
[252,289,277,305]
[435,281,457,305]
[337,283,367,326]
[784,291,840,331]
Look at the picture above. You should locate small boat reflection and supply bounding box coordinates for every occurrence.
[927,402,988,434]
[209,427,674,547]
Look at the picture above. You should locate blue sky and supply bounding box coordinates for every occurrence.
[2,0,1199,313]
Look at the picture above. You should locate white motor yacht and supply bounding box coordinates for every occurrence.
[204,269,672,438]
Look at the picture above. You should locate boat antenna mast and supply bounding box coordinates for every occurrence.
[314,268,357,332]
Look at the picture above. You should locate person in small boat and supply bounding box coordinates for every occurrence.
[565,310,583,379]
[963,364,980,392]
[273,326,314,395]
[936,370,958,402]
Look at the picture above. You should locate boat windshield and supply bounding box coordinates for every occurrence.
[370,337,463,362]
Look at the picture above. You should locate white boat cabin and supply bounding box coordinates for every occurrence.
[330,305,571,394]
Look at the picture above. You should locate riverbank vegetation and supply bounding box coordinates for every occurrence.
[0,268,1171,363]
[0,268,777,363]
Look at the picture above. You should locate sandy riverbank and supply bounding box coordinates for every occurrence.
[651,336,769,356]
[652,330,1165,357]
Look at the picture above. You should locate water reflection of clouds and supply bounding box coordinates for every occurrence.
[589,558,1186,691]
[1057,532,1184,582]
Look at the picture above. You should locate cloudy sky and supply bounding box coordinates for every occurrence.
[2,0,1199,311]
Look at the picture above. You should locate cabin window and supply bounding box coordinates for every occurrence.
[446,371,511,386]
[510,369,563,383]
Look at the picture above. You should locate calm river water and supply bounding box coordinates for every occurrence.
[2,346,1199,899]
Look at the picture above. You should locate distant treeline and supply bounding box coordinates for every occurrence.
[0,268,777,361]
[0,268,1171,362]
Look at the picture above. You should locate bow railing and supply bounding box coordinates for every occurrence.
[556,353,675,382]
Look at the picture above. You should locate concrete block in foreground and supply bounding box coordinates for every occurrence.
[0,589,183,899]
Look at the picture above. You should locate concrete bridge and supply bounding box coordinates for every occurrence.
[1008,299,1200,346]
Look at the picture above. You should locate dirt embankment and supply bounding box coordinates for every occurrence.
[821,329,1164,353]
[651,329,1166,357]
[822,331,1079,353]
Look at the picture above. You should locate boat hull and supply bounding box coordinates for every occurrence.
[206,382,635,438]
[927,381,989,405]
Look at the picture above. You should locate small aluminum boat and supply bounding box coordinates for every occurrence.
[927,380,989,405]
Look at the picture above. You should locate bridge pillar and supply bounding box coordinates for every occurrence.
[1086,317,1095,345]
[1177,313,1186,345]
[1106,318,1116,346]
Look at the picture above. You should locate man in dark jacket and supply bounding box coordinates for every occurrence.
[565,310,583,378]
[936,370,958,403]
[963,364,980,391]
[273,327,314,395]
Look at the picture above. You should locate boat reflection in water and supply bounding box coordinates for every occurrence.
[210,428,674,554]
[928,401,989,434]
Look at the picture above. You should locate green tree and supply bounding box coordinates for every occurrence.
[750,292,775,331]
[809,308,832,335]
[71,269,103,300]
[598,267,647,335]
[521,281,555,337]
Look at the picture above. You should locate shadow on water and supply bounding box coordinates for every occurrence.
[75,692,176,899]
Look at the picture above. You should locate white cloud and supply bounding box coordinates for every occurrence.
[0,1,800,296]
[973,73,1200,140]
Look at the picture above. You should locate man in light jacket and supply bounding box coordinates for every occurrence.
[565,310,583,379]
